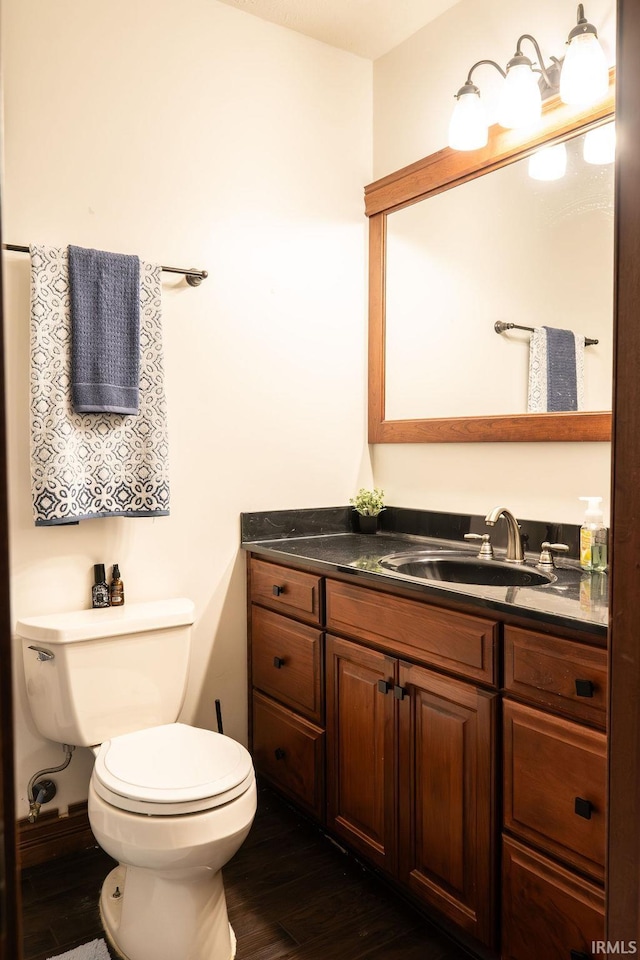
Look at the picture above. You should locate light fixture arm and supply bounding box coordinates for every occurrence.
[465,59,507,85]
[454,59,506,101]
[513,34,556,88]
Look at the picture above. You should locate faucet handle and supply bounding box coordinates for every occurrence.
[537,541,569,570]
[464,533,494,560]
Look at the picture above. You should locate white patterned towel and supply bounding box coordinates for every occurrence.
[46,938,111,960]
[30,245,170,525]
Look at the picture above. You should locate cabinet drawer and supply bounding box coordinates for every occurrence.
[252,692,324,819]
[502,836,604,960]
[250,558,322,624]
[503,700,606,881]
[504,626,607,727]
[251,606,323,723]
[326,579,497,685]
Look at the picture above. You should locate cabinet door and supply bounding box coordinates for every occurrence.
[250,557,322,624]
[502,836,604,960]
[251,605,324,724]
[252,692,325,820]
[503,700,606,882]
[398,661,497,948]
[504,626,607,728]
[326,634,397,874]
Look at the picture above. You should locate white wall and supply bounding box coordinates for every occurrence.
[372,0,616,526]
[1,0,372,814]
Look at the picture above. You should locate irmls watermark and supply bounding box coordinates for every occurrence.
[591,943,638,956]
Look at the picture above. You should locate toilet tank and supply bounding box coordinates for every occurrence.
[18,598,195,746]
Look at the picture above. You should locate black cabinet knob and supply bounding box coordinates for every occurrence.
[575,679,595,698]
[274,748,286,761]
[272,585,285,597]
[377,679,391,695]
[574,797,594,820]
[273,656,285,669]
[393,685,407,701]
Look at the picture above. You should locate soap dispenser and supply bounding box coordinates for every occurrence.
[579,497,608,572]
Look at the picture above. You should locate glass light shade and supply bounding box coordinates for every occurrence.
[528,143,568,181]
[583,123,616,164]
[448,91,488,151]
[560,33,609,106]
[498,63,542,130]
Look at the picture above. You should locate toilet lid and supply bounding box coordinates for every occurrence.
[92,723,255,815]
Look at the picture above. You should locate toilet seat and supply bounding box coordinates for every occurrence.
[92,722,255,816]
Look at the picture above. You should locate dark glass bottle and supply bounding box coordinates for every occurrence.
[110,564,125,607]
[92,564,110,608]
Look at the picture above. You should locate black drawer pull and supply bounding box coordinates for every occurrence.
[574,797,594,820]
[377,679,391,695]
[393,685,407,701]
[570,951,591,960]
[575,679,595,698]
[272,585,285,597]
[274,748,286,761]
[273,656,285,669]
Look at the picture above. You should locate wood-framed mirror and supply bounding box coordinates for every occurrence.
[365,70,615,443]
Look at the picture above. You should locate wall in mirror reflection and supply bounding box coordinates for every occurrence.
[384,123,614,420]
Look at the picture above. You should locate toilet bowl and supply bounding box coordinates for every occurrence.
[89,723,256,960]
[17,600,256,960]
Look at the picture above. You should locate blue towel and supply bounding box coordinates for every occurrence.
[544,326,578,412]
[68,245,141,414]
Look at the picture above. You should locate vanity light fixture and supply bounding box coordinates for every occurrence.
[497,36,559,131]
[528,142,568,181]
[528,120,615,180]
[447,60,505,151]
[448,4,609,152]
[560,4,609,106]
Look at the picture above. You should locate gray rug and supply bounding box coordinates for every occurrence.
[46,938,111,960]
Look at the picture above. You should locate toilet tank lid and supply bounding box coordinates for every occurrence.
[16,598,195,644]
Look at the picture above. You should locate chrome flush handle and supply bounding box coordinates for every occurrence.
[28,645,55,662]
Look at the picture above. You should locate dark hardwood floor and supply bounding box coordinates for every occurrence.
[22,784,474,960]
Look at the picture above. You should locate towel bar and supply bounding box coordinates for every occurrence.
[2,243,208,287]
[494,320,598,346]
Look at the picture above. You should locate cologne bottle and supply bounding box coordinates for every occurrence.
[109,563,125,607]
[92,564,110,608]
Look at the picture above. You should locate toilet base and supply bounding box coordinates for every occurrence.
[99,864,236,960]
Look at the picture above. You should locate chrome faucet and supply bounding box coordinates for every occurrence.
[485,506,525,563]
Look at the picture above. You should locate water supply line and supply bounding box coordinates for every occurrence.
[27,743,75,823]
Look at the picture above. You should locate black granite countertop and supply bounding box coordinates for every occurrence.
[241,507,608,639]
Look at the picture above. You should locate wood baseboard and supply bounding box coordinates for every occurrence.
[18,801,96,870]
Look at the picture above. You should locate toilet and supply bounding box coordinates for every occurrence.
[18,598,257,960]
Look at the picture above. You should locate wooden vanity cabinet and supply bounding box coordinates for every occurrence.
[325,580,499,948]
[502,625,607,959]
[249,558,326,819]
[325,633,497,945]
[247,553,608,959]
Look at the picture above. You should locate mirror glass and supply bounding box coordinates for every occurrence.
[384,123,615,421]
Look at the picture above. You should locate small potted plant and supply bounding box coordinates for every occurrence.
[349,488,385,534]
